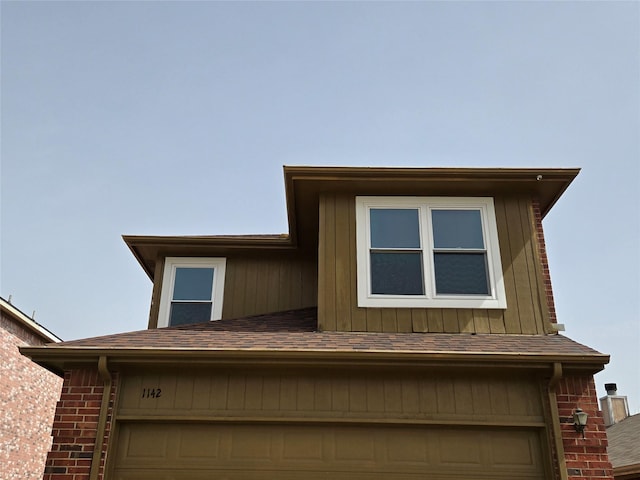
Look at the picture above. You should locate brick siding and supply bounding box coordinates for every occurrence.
[1,313,63,480]
[42,368,117,480]
[557,375,614,480]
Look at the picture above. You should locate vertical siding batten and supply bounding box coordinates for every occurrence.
[349,195,367,331]
[488,309,507,334]
[442,309,459,333]
[320,194,337,331]
[334,194,352,332]
[410,308,428,333]
[148,257,165,328]
[221,256,236,318]
[254,261,270,316]
[427,309,445,333]
[472,309,490,334]
[317,194,327,331]
[495,196,520,333]
[504,195,536,333]
[380,309,398,333]
[518,196,544,334]
[280,260,292,312]
[396,308,413,333]
[229,257,248,318]
[366,306,383,332]
[457,309,475,333]
[266,260,282,314]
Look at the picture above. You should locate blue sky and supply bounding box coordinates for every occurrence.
[1,1,639,412]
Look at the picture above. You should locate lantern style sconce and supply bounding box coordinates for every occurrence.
[573,408,588,438]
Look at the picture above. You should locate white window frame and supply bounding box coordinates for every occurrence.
[355,196,507,309]
[157,257,227,327]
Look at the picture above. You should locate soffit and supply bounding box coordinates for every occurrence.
[284,166,579,249]
[123,234,298,278]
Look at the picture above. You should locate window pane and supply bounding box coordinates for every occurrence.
[371,252,424,295]
[169,302,212,326]
[173,267,214,301]
[433,253,489,295]
[370,209,421,248]
[432,210,484,249]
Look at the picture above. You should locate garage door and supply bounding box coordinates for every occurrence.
[111,422,546,480]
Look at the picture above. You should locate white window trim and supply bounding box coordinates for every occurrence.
[157,257,227,327]
[355,196,507,309]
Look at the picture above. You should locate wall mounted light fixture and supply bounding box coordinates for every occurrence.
[573,408,588,438]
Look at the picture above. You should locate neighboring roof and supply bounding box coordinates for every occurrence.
[124,165,580,278]
[21,308,608,375]
[0,297,61,343]
[607,414,640,480]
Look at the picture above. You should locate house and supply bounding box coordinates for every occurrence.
[22,166,614,480]
[600,384,639,480]
[1,296,62,480]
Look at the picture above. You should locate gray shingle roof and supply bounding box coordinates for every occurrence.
[607,414,640,470]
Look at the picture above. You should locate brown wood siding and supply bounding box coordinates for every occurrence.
[117,369,545,424]
[221,255,317,319]
[146,257,165,329]
[318,193,549,334]
[112,423,546,480]
[150,255,317,327]
[112,369,551,479]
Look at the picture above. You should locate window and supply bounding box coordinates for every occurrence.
[158,257,226,327]
[356,197,506,309]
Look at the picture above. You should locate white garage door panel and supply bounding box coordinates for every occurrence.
[112,423,545,480]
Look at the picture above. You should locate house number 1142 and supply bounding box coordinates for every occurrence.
[141,388,162,399]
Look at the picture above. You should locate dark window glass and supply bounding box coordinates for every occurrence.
[370,209,420,248]
[173,267,214,301]
[433,253,489,295]
[169,302,212,326]
[432,210,484,249]
[371,252,424,295]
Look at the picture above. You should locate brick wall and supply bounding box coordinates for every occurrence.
[0,314,63,480]
[43,368,117,480]
[557,375,614,480]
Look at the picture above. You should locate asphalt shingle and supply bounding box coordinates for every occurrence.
[45,307,604,357]
[607,413,640,469]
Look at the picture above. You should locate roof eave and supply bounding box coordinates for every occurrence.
[20,345,609,376]
[284,165,579,250]
[123,234,295,280]
[0,299,62,343]
[124,166,579,278]
[283,165,580,216]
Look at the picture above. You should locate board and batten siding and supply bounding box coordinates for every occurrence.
[221,256,317,319]
[318,193,550,334]
[111,369,550,480]
[117,369,545,425]
[149,255,317,327]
